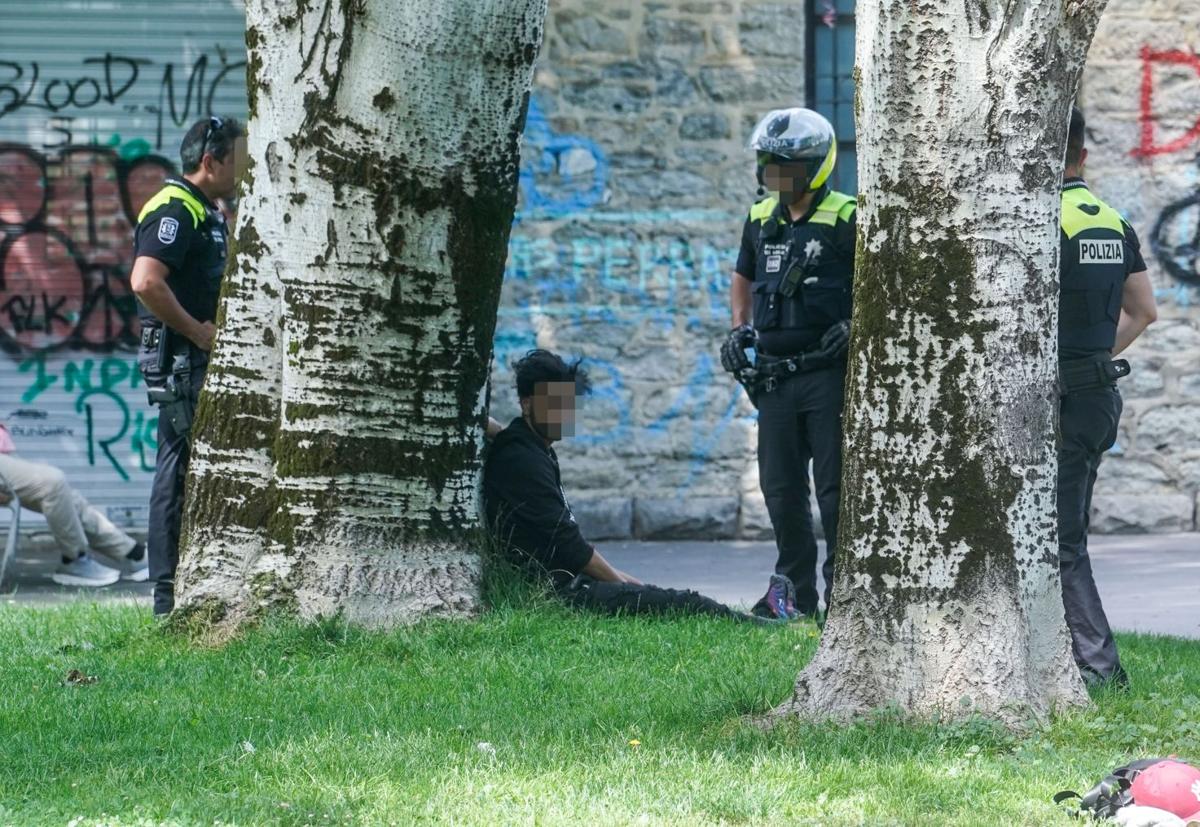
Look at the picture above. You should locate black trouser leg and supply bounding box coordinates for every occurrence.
[805,369,845,610]
[1058,386,1124,682]
[147,367,203,616]
[558,576,742,620]
[757,367,845,614]
[757,376,818,614]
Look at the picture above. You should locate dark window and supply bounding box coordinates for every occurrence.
[807,0,857,194]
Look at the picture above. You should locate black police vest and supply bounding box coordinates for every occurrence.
[1059,183,1128,358]
[135,180,227,327]
[750,190,855,353]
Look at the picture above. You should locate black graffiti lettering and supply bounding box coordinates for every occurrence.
[1153,190,1200,286]
[1,294,35,333]
[0,293,77,335]
[44,117,74,151]
[69,78,102,110]
[0,60,37,117]
[82,54,146,105]
[42,78,73,112]
[1,146,175,354]
[154,54,246,149]
[42,292,72,330]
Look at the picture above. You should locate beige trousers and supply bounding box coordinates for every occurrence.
[0,453,136,560]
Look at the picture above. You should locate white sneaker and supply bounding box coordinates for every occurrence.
[94,542,149,582]
[52,554,120,587]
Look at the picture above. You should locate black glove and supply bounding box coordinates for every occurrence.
[720,324,757,375]
[817,320,850,360]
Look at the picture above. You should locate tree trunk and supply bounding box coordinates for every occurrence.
[174,0,548,629]
[774,0,1109,724]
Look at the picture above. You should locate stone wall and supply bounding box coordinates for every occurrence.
[1081,0,1200,533]
[492,1,808,540]
[494,0,1200,539]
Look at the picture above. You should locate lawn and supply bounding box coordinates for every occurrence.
[1,595,1198,826]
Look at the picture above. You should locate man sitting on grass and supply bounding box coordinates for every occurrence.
[483,349,793,622]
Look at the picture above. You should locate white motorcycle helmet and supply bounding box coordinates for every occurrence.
[748,107,837,192]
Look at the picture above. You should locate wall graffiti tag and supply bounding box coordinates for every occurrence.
[0,142,173,353]
[0,50,247,151]
[1152,165,1200,288]
[1134,46,1200,159]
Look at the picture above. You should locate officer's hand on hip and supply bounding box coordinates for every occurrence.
[190,321,217,352]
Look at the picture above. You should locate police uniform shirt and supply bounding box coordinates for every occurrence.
[132,176,228,329]
[735,186,857,355]
[482,417,595,579]
[1059,177,1146,361]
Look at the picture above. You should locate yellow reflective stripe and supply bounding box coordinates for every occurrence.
[1061,188,1124,239]
[810,142,837,190]
[137,184,205,228]
[810,190,855,226]
[750,197,778,224]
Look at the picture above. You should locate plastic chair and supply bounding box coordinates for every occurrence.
[0,469,20,588]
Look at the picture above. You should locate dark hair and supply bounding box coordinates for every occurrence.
[180,116,244,174]
[1066,106,1086,169]
[513,349,592,399]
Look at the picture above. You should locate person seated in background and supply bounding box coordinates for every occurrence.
[483,349,792,623]
[0,422,146,587]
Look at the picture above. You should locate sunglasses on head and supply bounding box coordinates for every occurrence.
[201,116,224,156]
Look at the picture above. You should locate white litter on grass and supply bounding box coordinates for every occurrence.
[241,740,256,754]
[476,741,496,757]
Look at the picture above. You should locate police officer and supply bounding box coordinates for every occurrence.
[720,108,856,619]
[129,116,244,615]
[1057,107,1156,686]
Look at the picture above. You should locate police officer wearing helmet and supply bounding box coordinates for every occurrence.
[720,107,856,619]
[1057,107,1156,687]
[129,115,245,615]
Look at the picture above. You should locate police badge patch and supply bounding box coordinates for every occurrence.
[157,217,179,244]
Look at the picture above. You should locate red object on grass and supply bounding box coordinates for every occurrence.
[1129,760,1200,820]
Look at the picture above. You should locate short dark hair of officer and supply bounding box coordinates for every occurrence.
[1066,106,1087,170]
[179,116,245,174]
[513,349,592,442]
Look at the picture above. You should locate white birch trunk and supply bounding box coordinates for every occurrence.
[174,0,548,629]
[774,0,1109,724]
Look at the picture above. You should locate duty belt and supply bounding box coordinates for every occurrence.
[1058,356,1130,396]
[756,348,827,394]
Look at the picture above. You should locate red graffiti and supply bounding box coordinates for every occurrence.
[0,144,173,353]
[1134,46,1200,158]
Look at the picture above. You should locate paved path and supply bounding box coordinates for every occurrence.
[604,534,1200,639]
[4,533,1197,638]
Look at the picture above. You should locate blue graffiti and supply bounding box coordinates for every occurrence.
[499,98,753,495]
[517,97,608,219]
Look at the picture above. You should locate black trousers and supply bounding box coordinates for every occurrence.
[148,366,205,615]
[556,575,748,621]
[756,365,844,614]
[1058,385,1124,682]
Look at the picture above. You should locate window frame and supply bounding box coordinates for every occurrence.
[805,0,857,193]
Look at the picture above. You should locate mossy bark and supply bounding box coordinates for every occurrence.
[174,0,548,630]
[773,0,1109,725]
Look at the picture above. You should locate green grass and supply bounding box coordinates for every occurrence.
[1,596,1198,827]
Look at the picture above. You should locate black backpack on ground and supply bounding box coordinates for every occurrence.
[1054,758,1172,819]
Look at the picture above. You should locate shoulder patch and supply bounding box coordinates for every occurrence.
[157,216,179,245]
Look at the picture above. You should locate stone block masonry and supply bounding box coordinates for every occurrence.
[492,0,1200,539]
